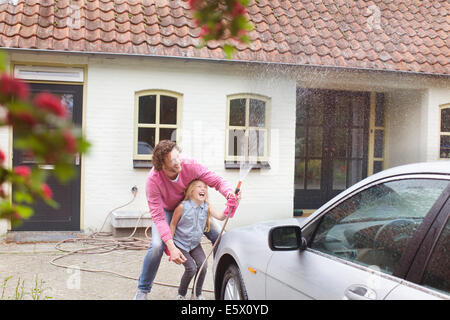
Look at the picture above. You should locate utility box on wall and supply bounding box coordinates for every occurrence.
[111,211,152,238]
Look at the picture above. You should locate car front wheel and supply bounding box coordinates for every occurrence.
[220,264,248,300]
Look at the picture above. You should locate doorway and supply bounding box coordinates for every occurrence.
[294,88,370,209]
[12,83,83,231]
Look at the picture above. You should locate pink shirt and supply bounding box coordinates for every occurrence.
[146,157,233,243]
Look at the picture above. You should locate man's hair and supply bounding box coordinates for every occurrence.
[152,140,180,171]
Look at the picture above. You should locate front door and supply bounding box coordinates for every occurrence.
[294,88,370,210]
[12,83,83,231]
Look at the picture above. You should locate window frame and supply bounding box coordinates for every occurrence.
[439,103,450,159]
[133,89,182,162]
[368,92,387,175]
[225,93,271,165]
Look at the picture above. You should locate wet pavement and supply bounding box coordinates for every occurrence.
[0,234,215,300]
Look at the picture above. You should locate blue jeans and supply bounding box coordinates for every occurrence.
[137,209,220,293]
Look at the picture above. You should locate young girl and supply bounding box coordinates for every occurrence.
[169,179,227,300]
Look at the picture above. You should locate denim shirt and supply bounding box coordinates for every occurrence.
[173,200,208,252]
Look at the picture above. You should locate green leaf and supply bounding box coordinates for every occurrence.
[0,51,5,72]
[15,205,34,219]
[0,201,12,220]
[239,35,251,44]
[77,138,91,153]
[11,219,23,228]
[31,168,47,184]
[223,44,236,59]
[43,197,59,209]
[53,163,76,183]
[0,200,11,210]
[195,41,207,49]
[13,191,34,204]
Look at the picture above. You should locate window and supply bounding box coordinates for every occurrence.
[368,92,386,174]
[134,90,182,165]
[439,104,450,159]
[310,178,449,275]
[14,65,84,82]
[422,216,450,294]
[295,90,369,191]
[225,94,270,167]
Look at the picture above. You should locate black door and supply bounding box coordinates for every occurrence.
[294,88,370,210]
[12,83,83,231]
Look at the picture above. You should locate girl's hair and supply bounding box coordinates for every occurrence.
[184,179,211,232]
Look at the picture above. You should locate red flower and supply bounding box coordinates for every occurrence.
[14,165,31,178]
[0,149,5,164]
[6,110,38,127]
[16,111,38,127]
[44,152,57,164]
[213,22,223,34]
[41,183,53,199]
[0,74,30,101]
[232,1,247,17]
[12,210,22,221]
[0,187,6,198]
[33,92,67,118]
[188,0,201,10]
[199,25,210,37]
[63,129,77,153]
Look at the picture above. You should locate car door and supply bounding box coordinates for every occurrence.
[385,191,450,299]
[266,176,450,300]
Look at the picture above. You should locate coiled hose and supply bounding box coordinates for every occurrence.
[49,191,216,294]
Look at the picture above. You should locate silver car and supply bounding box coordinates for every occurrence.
[213,161,450,300]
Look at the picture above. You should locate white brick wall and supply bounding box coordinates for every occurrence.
[83,57,296,232]
[386,89,425,167]
[386,87,450,168]
[0,52,449,235]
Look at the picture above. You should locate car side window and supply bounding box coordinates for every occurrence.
[310,179,449,276]
[421,216,450,294]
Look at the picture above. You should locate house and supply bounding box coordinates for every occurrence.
[0,0,449,235]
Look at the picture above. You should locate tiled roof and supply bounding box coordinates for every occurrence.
[0,0,449,75]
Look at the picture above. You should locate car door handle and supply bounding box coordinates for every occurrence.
[344,284,377,300]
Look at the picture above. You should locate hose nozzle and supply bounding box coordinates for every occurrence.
[235,180,242,195]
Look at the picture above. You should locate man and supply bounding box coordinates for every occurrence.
[134,140,240,300]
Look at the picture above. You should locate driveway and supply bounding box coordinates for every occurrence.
[0,234,215,300]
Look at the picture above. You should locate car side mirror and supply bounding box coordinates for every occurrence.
[268,225,307,251]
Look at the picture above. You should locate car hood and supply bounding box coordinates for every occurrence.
[222,217,309,243]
